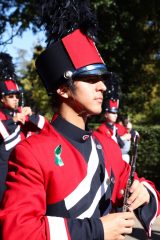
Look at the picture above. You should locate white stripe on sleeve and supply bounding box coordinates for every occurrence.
[38,115,45,129]
[6,125,20,141]
[0,120,9,139]
[47,216,69,240]
[5,134,21,150]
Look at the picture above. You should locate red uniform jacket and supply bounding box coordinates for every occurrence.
[0,116,159,240]
[97,122,128,139]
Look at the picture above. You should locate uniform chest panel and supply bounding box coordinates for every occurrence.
[46,141,88,204]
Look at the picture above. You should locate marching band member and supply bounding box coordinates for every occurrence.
[0,52,46,201]
[97,73,132,163]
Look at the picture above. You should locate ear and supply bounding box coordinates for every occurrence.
[56,86,70,99]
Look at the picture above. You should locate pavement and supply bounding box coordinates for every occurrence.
[126,216,160,240]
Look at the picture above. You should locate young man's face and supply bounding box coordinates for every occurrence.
[1,94,20,110]
[105,112,118,124]
[70,79,107,116]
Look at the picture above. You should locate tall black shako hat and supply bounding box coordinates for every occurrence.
[104,72,119,113]
[0,52,20,96]
[35,0,109,95]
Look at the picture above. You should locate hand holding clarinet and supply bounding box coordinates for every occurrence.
[13,92,33,124]
[122,134,150,212]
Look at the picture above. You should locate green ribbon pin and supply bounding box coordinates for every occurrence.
[54,145,64,166]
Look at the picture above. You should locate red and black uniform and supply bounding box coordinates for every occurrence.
[0,107,46,201]
[97,122,131,164]
[0,114,159,239]
[97,122,128,147]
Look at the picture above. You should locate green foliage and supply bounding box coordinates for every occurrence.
[20,46,52,121]
[92,0,160,124]
[135,125,160,190]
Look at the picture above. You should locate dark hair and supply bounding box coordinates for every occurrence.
[50,78,76,112]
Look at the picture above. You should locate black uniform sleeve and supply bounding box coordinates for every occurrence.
[67,218,104,240]
[21,114,46,134]
[135,188,157,237]
[27,113,45,130]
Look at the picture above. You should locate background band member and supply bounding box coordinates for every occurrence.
[97,73,132,163]
[0,52,46,201]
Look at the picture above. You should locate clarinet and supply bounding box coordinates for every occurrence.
[21,92,25,108]
[122,134,139,212]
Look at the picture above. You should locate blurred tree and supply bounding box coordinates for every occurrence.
[0,0,41,46]
[94,0,160,123]
[20,46,52,121]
